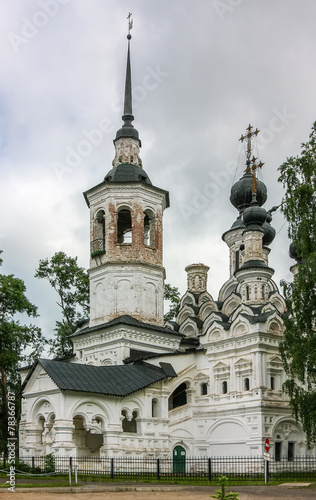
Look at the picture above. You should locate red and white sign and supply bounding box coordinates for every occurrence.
[265,438,270,452]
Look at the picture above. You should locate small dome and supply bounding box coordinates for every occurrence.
[243,201,268,227]
[262,221,276,246]
[115,123,140,142]
[104,163,152,185]
[230,216,246,230]
[230,173,267,212]
[289,242,302,262]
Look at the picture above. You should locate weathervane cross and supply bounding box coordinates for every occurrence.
[127,12,133,36]
[239,124,264,193]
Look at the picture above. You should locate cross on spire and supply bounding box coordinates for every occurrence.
[239,124,264,193]
[127,12,133,38]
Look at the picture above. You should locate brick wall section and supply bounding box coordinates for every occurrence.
[87,184,167,270]
[106,200,163,266]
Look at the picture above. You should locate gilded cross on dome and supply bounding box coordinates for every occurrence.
[239,124,264,193]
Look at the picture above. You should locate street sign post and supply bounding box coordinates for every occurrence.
[265,438,270,453]
[264,438,270,483]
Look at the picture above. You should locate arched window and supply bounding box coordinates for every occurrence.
[288,442,295,461]
[91,209,106,257]
[144,210,155,247]
[275,442,282,461]
[152,398,158,417]
[37,416,45,445]
[73,415,103,453]
[121,410,137,433]
[235,250,240,272]
[244,378,250,391]
[201,383,208,395]
[270,376,275,390]
[117,208,132,244]
[222,381,228,394]
[169,382,187,410]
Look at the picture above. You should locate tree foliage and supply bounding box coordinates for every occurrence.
[164,283,181,322]
[35,251,89,359]
[278,122,316,446]
[0,251,45,453]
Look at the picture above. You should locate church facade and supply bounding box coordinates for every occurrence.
[19,33,313,461]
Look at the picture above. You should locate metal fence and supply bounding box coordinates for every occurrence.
[8,455,315,482]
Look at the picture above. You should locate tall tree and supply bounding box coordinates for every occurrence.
[35,252,89,359]
[164,283,181,322]
[0,251,45,453]
[278,122,316,446]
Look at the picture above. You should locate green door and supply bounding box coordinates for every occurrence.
[173,445,186,473]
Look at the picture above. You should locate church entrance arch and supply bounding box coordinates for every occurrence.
[73,416,103,456]
[173,445,186,473]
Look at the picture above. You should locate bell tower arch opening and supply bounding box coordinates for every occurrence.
[117,208,132,244]
[91,209,106,258]
[144,209,155,247]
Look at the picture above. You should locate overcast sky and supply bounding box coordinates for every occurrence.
[1,0,316,338]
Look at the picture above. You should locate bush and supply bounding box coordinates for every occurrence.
[211,475,239,500]
[44,453,55,473]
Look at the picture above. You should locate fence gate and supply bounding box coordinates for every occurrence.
[173,445,186,473]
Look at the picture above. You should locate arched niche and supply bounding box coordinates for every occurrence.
[117,207,132,244]
[116,279,133,314]
[73,415,103,456]
[121,409,138,433]
[144,209,156,247]
[91,209,106,257]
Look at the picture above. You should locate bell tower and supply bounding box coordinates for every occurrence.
[84,20,169,327]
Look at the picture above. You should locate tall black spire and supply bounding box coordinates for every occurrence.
[123,36,133,118]
[114,14,140,144]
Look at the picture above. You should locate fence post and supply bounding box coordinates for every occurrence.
[111,457,114,479]
[32,456,35,472]
[157,458,160,480]
[208,457,212,482]
[3,455,6,469]
[264,459,269,484]
[69,456,73,486]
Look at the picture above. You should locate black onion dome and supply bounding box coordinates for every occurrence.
[104,163,152,185]
[289,242,302,262]
[262,221,276,246]
[230,173,267,212]
[243,200,268,227]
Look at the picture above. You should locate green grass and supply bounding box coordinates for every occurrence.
[0,472,315,489]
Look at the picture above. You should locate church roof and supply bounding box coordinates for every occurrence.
[71,314,183,338]
[104,163,152,184]
[83,180,170,208]
[22,359,177,397]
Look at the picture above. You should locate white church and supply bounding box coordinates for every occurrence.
[19,29,314,462]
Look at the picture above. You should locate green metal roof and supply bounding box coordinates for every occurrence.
[25,359,177,397]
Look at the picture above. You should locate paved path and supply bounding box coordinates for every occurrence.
[1,482,315,500]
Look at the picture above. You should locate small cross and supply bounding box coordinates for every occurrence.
[239,124,264,193]
[127,12,133,36]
